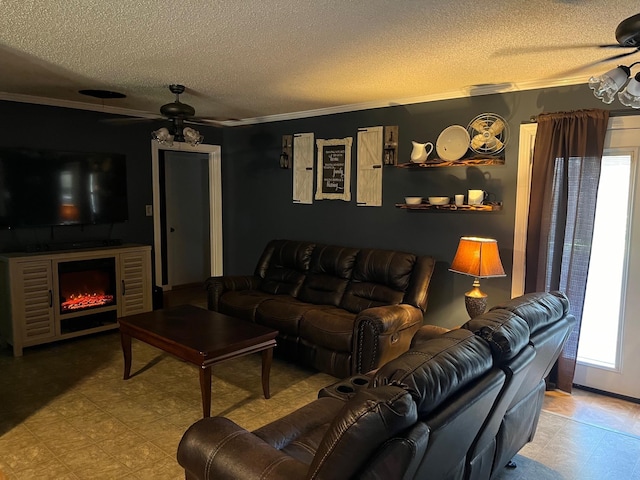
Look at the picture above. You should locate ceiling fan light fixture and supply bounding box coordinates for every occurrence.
[183,127,204,146]
[617,72,640,108]
[152,127,174,146]
[589,65,631,104]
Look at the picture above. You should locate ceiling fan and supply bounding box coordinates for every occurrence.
[102,83,229,144]
[590,13,640,65]
[586,13,640,108]
[101,84,219,124]
[153,84,209,144]
[494,13,640,76]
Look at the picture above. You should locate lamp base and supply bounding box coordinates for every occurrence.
[464,281,488,318]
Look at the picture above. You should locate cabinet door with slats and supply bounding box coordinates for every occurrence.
[119,251,152,317]
[14,261,55,342]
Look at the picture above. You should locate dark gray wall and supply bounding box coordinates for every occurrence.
[220,84,624,327]
[0,84,627,327]
[0,100,222,259]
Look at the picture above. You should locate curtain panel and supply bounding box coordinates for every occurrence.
[525,109,609,392]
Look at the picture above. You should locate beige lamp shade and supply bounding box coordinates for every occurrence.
[449,237,506,279]
[449,237,505,318]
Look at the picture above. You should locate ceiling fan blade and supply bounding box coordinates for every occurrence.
[492,43,623,57]
[489,119,505,136]
[596,48,640,62]
[184,119,216,126]
[102,116,161,124]
[547,48,640,79]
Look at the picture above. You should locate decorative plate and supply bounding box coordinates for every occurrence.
[436,125,470,161]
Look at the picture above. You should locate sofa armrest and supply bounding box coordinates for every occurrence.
[317,374,372,401]
[177,417,308,480]
[353,304,423,374]
[205,275,262,311]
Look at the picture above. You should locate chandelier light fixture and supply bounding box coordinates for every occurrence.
[151,127,174,145]
[152,123,204,147]
[589,62,640,108]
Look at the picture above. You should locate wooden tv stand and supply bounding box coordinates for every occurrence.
[0,244,152,356]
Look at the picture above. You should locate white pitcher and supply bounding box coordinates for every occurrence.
[410,141,434,163]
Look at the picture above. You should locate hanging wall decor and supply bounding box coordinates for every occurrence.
[293,132,315,204]
[315,137,352,201]
[357,126,383,207]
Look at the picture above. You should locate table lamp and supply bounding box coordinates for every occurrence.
[449,236,506,318]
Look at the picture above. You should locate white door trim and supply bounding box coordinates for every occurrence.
[513,123,537,297]
[151,141,223,289]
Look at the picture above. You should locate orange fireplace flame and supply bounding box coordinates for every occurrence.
[61,292,115,311]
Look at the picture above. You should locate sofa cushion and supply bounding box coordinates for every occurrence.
[372,329,493,416]
[297,244,359,307]
[256,239,315,296]
[462,309,531,363]
[299,307,356,353]
[307,385,417,480]
[219,290,280,321]
[256,297,333,336]
[340,249,415,313]
[489,291,569,335]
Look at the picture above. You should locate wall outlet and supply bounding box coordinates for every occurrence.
[145,205,153,216]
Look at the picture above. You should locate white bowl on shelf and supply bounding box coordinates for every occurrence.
[404,197,423,205]
[428,196,450,206]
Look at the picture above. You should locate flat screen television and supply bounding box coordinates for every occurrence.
[0,147,128,228]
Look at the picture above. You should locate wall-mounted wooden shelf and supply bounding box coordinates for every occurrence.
[396,157,504,168]
[395,202,503,212]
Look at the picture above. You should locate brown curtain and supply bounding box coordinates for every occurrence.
[525,109,609,393]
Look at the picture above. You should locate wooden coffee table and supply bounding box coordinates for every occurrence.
[118,304,278,417]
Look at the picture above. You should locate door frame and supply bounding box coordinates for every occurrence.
[151,141,223,290]
[513,115,640,295]
[514,115,640,399]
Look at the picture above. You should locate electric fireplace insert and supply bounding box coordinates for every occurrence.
[57,257,118,333]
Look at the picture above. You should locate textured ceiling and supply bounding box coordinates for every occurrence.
[0,1,639,125]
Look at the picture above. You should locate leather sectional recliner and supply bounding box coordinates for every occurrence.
[177,291,576,480]
[205,239,436,378]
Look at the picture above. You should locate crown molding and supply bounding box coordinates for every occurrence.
[224,76,587,126]
[1,75,588,127]
[0,91,159,119]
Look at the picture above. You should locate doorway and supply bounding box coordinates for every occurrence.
[514,116,640,400]
[572,121,640,400]
[164,150,210,287]
[151,141,223,291]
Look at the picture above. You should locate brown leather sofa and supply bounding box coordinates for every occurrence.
[205,239,436,378]
[177,291,575,480]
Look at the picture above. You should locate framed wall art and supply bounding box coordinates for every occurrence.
[315,137,352,201]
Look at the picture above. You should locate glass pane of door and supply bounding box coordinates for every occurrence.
[577,155,631,368]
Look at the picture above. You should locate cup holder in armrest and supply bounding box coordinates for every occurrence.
[336,384,355,394]
[317,374,371,400]
[351,376,369,386]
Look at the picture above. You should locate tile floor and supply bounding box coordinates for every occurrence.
[494,393,640,480]
[0,286,639,479]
